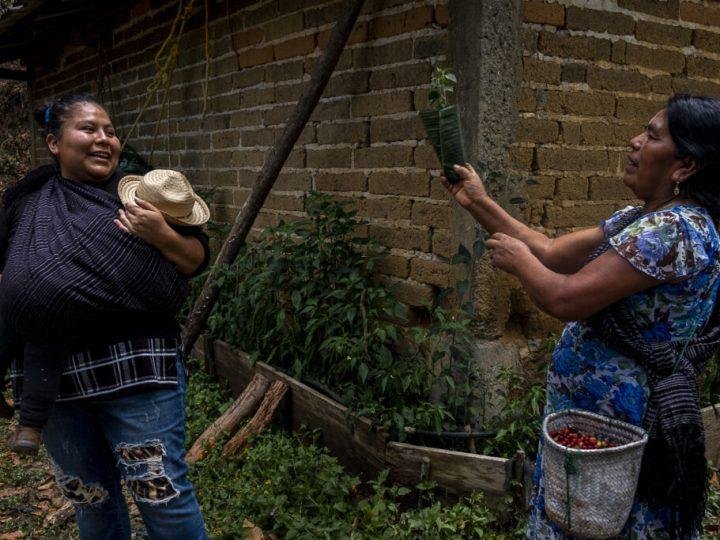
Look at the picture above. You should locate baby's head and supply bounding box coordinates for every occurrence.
[118,170,210,226]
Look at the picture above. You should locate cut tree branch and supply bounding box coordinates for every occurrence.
[181,0,366,357]
[186,373,270,464]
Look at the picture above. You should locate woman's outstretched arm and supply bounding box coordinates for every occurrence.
[444,164,604,274]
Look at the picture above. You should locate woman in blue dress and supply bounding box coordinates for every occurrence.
[442,94,720,538]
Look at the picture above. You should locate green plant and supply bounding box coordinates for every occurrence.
[428,67,457,110]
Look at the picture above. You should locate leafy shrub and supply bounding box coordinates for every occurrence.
[206,192,481,439]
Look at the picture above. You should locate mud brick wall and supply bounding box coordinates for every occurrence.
[516,0,720,236]
[30,0,451,308]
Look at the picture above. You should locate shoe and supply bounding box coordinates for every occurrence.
[8,426,41,456]
[0,395,13,419]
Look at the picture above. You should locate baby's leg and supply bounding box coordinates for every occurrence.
[10,343,66,455]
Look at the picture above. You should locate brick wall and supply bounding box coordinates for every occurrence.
[31,0,450,308]
[517,0,720,235]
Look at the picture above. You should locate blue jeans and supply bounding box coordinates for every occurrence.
[42,358,207,540]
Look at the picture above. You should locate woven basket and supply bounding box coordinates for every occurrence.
[541,409,648,539]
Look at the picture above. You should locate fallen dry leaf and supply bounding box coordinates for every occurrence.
[0,531,25,539]
[43,501,73,528]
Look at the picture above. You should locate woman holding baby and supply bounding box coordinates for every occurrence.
[0,93,209,539]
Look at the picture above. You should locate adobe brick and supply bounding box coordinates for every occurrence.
[371,117,425,143]
[275,83,304,103]
[315,171,367,192]
[618,0,679,19]
[589,176,634,200]
[413,144,440,168]
[351,91,413,117]
[614,123,641,146]
[212,131,240,149]
[233,66,266,88]
[527,176,556,199]
[435,4,449,27]
[544,203,617,228]
[431,229,456,259]
[376,275,434,307]
[369,6,433,39]
[179,153,204,169]
[370,62,433,91]
[241,86,276,107]
[265,193,305,212]
[186,133,212,150]
[356,145,414,168]
[274,35,315,61]
[231,149,265,167]
[586,66,651,93]
[414,35,448,59]
[265,60,305,83]
[375,254,411,279]
[517,88,537,112]
[615,96,668,121]
[231,27,265,50]
[612,40,627,64]
[211,188,235,207]
[205,170,238,187]
[304,2,342,28]
[306,147,352,168]
[413,88,432,111]
[286,149,306,168]
[566,7,634,35]
[230,110,263,128]
[325,71,370,97]
[544,91,615,116]
[410,259,451,288]
[538,32,611,61]
[523,58,561,84]
[687,56,720,79]
[581,122,614,146]
[672,77,720,99]
[264,13,304,42]
[358,196,412,220]
[244,1,279,27]
[561,63,586,83]
[651,75,672,95]
[625,43,685,74]
[317,22,368,49]
[523,0,565,26]
[635,20,692,48]
[316,121,368,145]
[694,30,720,55]
[353,40,414,69]
[556,177,588,199]
[680,1,720,27]
[279,0,326,14]
[306,49,353,74]
[368,171,430,197]
[536,147,608,171]
[521,29,538,55]
[411,200,452,228]
[509,146,534,169]
[369,225,431,251]
[310,99,351,122]
[238,46,274,69]
[516,117,559,144]
[242,128,276,147]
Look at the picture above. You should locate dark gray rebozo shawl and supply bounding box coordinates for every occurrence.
[0,174,187,344]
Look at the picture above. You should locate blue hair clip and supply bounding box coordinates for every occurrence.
[43,104,51,125]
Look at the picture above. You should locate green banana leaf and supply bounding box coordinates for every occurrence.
[418,105,466,183]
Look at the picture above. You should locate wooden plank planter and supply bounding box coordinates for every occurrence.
[192,336,521,501]
[191,336,720,500]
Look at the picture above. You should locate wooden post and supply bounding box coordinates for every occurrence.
[186,373,270,464]
[181,0,366,357]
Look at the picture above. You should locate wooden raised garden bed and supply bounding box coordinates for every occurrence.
[192,336,720,501]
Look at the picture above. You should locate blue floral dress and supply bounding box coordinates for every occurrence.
[527,204,720,539]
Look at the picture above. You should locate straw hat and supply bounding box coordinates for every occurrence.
[118,169,210,226]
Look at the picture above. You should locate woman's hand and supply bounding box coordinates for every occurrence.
[485,232,532,276]
[115,197,173,247]
[440,163,489,209]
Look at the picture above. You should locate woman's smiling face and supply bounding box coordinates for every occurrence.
[46,102,120,183]
[623,109,685,205]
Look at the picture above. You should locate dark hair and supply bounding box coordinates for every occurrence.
[666,94,720,221]
[32,93,105,139]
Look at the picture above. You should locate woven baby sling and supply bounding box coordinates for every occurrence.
[0,170,187,344]
[585,206,720,538]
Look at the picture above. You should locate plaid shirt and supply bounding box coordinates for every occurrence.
[10,337,179,402]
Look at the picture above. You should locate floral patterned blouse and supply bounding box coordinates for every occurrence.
[527,204,720,539]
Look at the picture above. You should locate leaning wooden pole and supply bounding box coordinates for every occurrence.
[182,0,366,357]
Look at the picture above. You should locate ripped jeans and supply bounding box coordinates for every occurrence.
[41,360,207,540]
